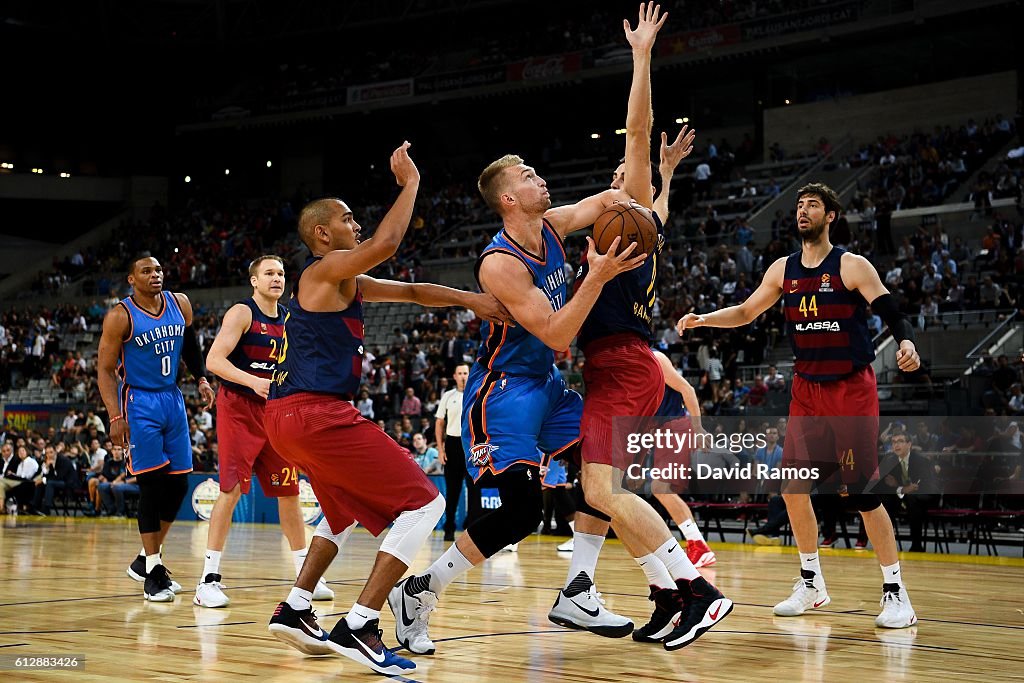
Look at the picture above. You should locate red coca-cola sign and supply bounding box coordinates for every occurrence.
[507,52,583,82]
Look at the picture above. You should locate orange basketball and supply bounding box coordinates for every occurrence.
[593,202,658,257]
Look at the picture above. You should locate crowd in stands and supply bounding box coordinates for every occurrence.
[232,0,837,115]
[846,115,1017,217]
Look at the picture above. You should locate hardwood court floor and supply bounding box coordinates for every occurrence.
[1,517,1022,682]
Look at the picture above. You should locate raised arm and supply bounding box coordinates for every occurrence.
[677,256,787,334]
[622,2,667,209]
[544,188,633,239]
[311,142,420,283]
[654,125,696,222]
[356,275,513,326]
[97,305,130,447]
[478,236,646,351]
[206,304,270,398]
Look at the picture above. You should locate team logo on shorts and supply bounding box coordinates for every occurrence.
[191,478,221,521]
[469,443,500,468]
[819,273,833,292]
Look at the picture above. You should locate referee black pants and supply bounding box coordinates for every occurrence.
[443,435,481,535]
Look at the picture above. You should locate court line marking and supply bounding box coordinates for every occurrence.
[176,621,256,629]
[0,630,88,635]
[0,643,29,648]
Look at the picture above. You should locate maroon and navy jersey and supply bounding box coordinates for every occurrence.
[220,297,285,400]
[270,256,364,400]
[783,246,875,382]
[575,210,665,351]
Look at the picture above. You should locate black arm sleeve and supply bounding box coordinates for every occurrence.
[871,293,915,345]
[182,326,208,382]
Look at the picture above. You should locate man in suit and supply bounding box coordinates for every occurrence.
[878,433,938,552]
[31,445,79,515]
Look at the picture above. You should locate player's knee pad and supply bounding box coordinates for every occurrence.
[314,517,356,549]
[379,494,445,566]
[159,473,189,522]
[573,479,611,523]
[468,499,541,558]
[135,473,164,534]
[845,494,882,512]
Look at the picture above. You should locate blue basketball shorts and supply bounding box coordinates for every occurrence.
[462,363,582,482]
[122,386,192,475]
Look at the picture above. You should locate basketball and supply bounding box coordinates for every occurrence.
[593,202,658,257]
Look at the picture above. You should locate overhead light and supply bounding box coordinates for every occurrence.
[224,168,230,175]
[184,175,191,183]
[60,172,71,178]
[615,128,626,135]
[266,160,272,168]
[785,99,791,105]
[682,117,689,123]
[0,163,12,169]
[590,133,601,139]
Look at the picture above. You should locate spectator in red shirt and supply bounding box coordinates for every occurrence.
[747,375,768,407]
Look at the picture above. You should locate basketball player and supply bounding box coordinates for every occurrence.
[435,363,481,541]
[549,4,732,651]
[388,4,703,653]
[649,349,716,568]
[193,255,333,608]
[677,182,920,629]
[264,142,514,676]
[97,255,215,601]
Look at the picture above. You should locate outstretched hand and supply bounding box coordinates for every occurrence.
[660,125,696,175]
[390,141,420,187]
[623,2,668,53]
[676,312,706,336]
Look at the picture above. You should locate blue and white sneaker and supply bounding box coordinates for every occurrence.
[327,618,416,676]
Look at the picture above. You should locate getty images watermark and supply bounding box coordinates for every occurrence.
[604,415,1021,496]
[624,428,820,483]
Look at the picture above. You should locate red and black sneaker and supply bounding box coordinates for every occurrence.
[632,586,684,643]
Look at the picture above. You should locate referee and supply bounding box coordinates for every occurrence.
[435,363,480,541]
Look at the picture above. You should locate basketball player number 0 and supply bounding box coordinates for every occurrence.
[161,355,173,377]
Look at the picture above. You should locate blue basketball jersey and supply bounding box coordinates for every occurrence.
[271,256,365,400]
[473,219,568,377]
[576,210,665,351]
[118,291,187,392]
[656,385,684,418]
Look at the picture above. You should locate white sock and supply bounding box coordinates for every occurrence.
[881,561,904,588]
[563,531,605,587]
[800,552,824,584]
[653,538,700,582]
[139,547,147,558]
[680,519,704,543]
[635,553,675,589]
[203,549,222,579]
[286,587,312,611]
[292,548,307,577]
[345,603,380,630]
[145,552,162,574]
[568,520,575,532]
[426,544,474,594]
